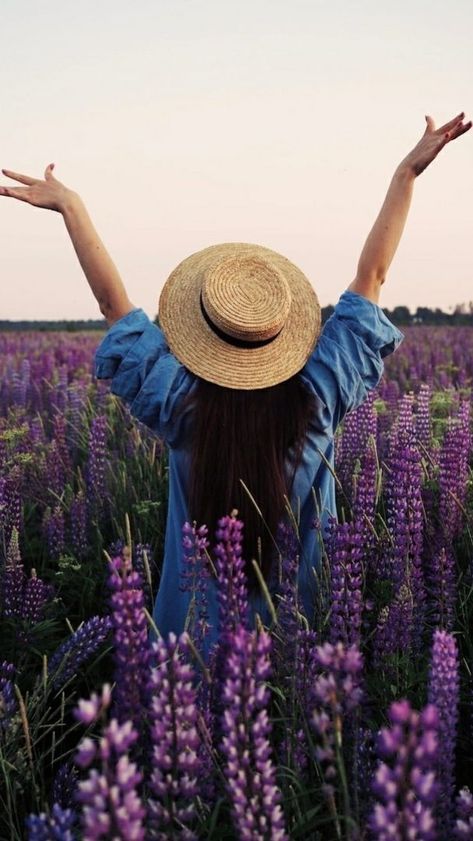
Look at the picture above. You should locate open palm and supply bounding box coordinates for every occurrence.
[0,163,73,212]
[401,112,471,176]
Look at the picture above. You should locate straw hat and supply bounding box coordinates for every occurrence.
[158,242,321,389]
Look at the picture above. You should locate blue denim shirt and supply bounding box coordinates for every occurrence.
[95,290,403,662]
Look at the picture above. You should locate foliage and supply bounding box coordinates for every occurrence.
[1,327,473,839]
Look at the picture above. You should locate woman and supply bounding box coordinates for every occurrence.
[1,112,470,663]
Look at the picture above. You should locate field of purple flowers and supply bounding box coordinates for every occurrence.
[1,325,473,840]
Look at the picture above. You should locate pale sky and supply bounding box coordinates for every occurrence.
[1,0,472,319]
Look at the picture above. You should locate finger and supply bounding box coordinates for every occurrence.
[44,162,56,180]
[447,119,472,141]
[1,168,38,186]
[437,111,465,134]
[424,115,435,134]
[0,185,31,201]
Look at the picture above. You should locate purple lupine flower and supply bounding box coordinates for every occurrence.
[86,414,108,505]
[108,537,126,558]
[294,627,319,709]
[214,512,250,635]
[276,626,319,779]
[337,391,377,506]
[428,629,460,837]
[325,517,364,648]
[207,513,250,740]
[375,407,392,466]
[29,415,46,447]
[26,803,77,841]
[372,584,414,671]
[439,400,471,544]
[52,412,72,475]
[352,436,378,551]
[369,700,439,841]
[425,542,456,631]
[376,380,400,460]
[384,398,425,651]
[307,642,364,801]
[21,570,54,623]
[134,541,154,580]
[0,434,6,472]
[220,624,288,841]
[70,491,88,560]
[192,682,219,809]
[46,441,67,499]
[179,522,212,654]
[274,521,300,636]
[74,691,145,841]
[94,379,110,412]
[0,661,17,733]
[278,725,310,785]
[73,684,112,727]
[9,472,22,536]
[5,522,21,565]
[133,542,156,612]
[415,383,432,449]
[273,524,313,776]
[67,382,88,452]
[147,631,202,840]
[21,357,31,404]
[44,505,66,560]
[0,475,21,551]
[107,539,154,598]
[2,528,26,618]
[133,542,153,572]
[53,364,69,415]
[51,760,79,811]
[2,530,53,627]
[48,615,112,690]
[0,476,7,523]
[107,550,150,728]
[454,787,473,839]
[392,392,416,443]
[11,370,27,408]
[353,726,377,824]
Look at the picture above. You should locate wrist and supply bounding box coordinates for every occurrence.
[394,160,418,182]
[60,190,83,216]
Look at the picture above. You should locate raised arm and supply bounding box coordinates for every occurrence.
[0,164,134,326]
[349,112,471,304]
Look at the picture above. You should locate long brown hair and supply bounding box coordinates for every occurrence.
[181,375,315,594]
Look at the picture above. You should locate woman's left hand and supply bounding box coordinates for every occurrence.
[399,112,471,177]
[0,163,76,212]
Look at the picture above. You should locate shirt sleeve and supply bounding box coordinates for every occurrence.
[94,307,195,447]
[299,290,404,432]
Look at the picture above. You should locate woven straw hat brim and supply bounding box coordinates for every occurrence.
[158,242,321,390]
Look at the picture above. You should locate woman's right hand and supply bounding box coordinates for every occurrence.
[0,163,76,212]
[398,111,471,177]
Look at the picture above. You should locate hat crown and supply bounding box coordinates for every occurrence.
[201,255,292,342]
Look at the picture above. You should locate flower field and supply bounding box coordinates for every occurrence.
[1,325,473,840]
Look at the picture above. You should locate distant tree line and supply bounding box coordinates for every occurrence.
[1,302,473,331]
[321,302,473,327]
[0,319,107,332]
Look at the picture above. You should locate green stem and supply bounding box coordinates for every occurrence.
[334,716,352,838]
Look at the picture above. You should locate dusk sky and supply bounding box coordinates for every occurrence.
[1,0,472,320]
